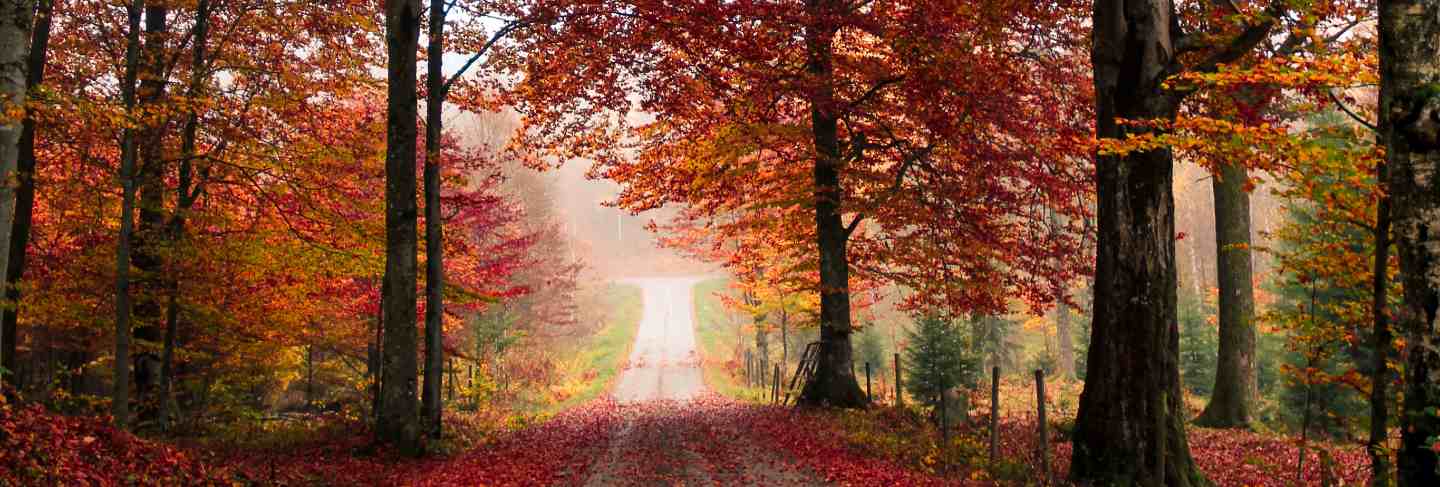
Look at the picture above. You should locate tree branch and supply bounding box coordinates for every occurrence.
[1327,89,1379,133]
[440,19,529,97]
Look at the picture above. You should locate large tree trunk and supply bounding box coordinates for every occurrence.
[420,0,445,440]
[1196,161,1258,428]
[131,4,169,418]
[796,0,864,408]
[1071,0,1205,484]
[1380,1,1440,484]
[113,0,144,430]
[0,0,35,392]
[0,0,46,395]
[379,0,423,456]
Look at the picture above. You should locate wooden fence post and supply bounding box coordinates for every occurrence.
[746,350,754,387]
[894,353,903,407]
[1035,369,1050,485]
[772,364,780,404]
[989,366,999,464]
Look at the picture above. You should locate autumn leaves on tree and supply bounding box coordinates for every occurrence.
[502,0,1091,407]
[0,0,558,456]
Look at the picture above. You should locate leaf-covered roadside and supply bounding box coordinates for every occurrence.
[0,402,223,486]
[2,392,1377,486]
[0,398,625,486]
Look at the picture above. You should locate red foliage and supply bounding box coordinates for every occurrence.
[0,403,223,486]
[1,395,1377,486]
[745,404,969,486]
[204,401,624,486]
[973,413,1372,486]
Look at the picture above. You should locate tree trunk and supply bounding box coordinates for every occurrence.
[796,0,864,408]
[1369,177,1394,487]
[378,0,423,457]
[1071,1,1205,484]
[754,313,768,375]
[305,344,314,409]
[368,306,381,424]
[1369,46,1398,486]
[0,0,35,393]
[131,4,169,418]
[779,306,788,367]
[112,0,144,430]
[1380,1,1440,484]
[158,0,209,433]
[1196,161,1259,429]
[420,0,444,441]
[1,0,47,396]
[158,291,178,430]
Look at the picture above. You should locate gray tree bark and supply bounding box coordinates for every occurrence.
[1196,161,1259,429]
[0,0,45,395]
[1380,1,1440,484]
[0,0,33,392]
[379,0,423,456]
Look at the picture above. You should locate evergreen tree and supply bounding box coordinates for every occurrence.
[904,314,979,409]
[969,313,1020,374]
[854,323,887,373]
[1178,289,1219,396]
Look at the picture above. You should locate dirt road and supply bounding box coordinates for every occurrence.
[611,277,705,403]
[585,277,822,486]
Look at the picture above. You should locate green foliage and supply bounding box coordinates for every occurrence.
[1259,113,1396,439]
[1027,349,1057,376]
[1178,288,1219,396]
[693,278,773,402]
[854,323,887,372]
[1074,311,1091,381]
[551,283,645,411]
[969,314,1021,374]
[903,314,979,409]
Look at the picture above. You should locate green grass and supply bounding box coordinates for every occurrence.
[692,278,771,402]
[549,283,644,411]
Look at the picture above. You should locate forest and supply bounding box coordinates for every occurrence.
[0,0,1439,485]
